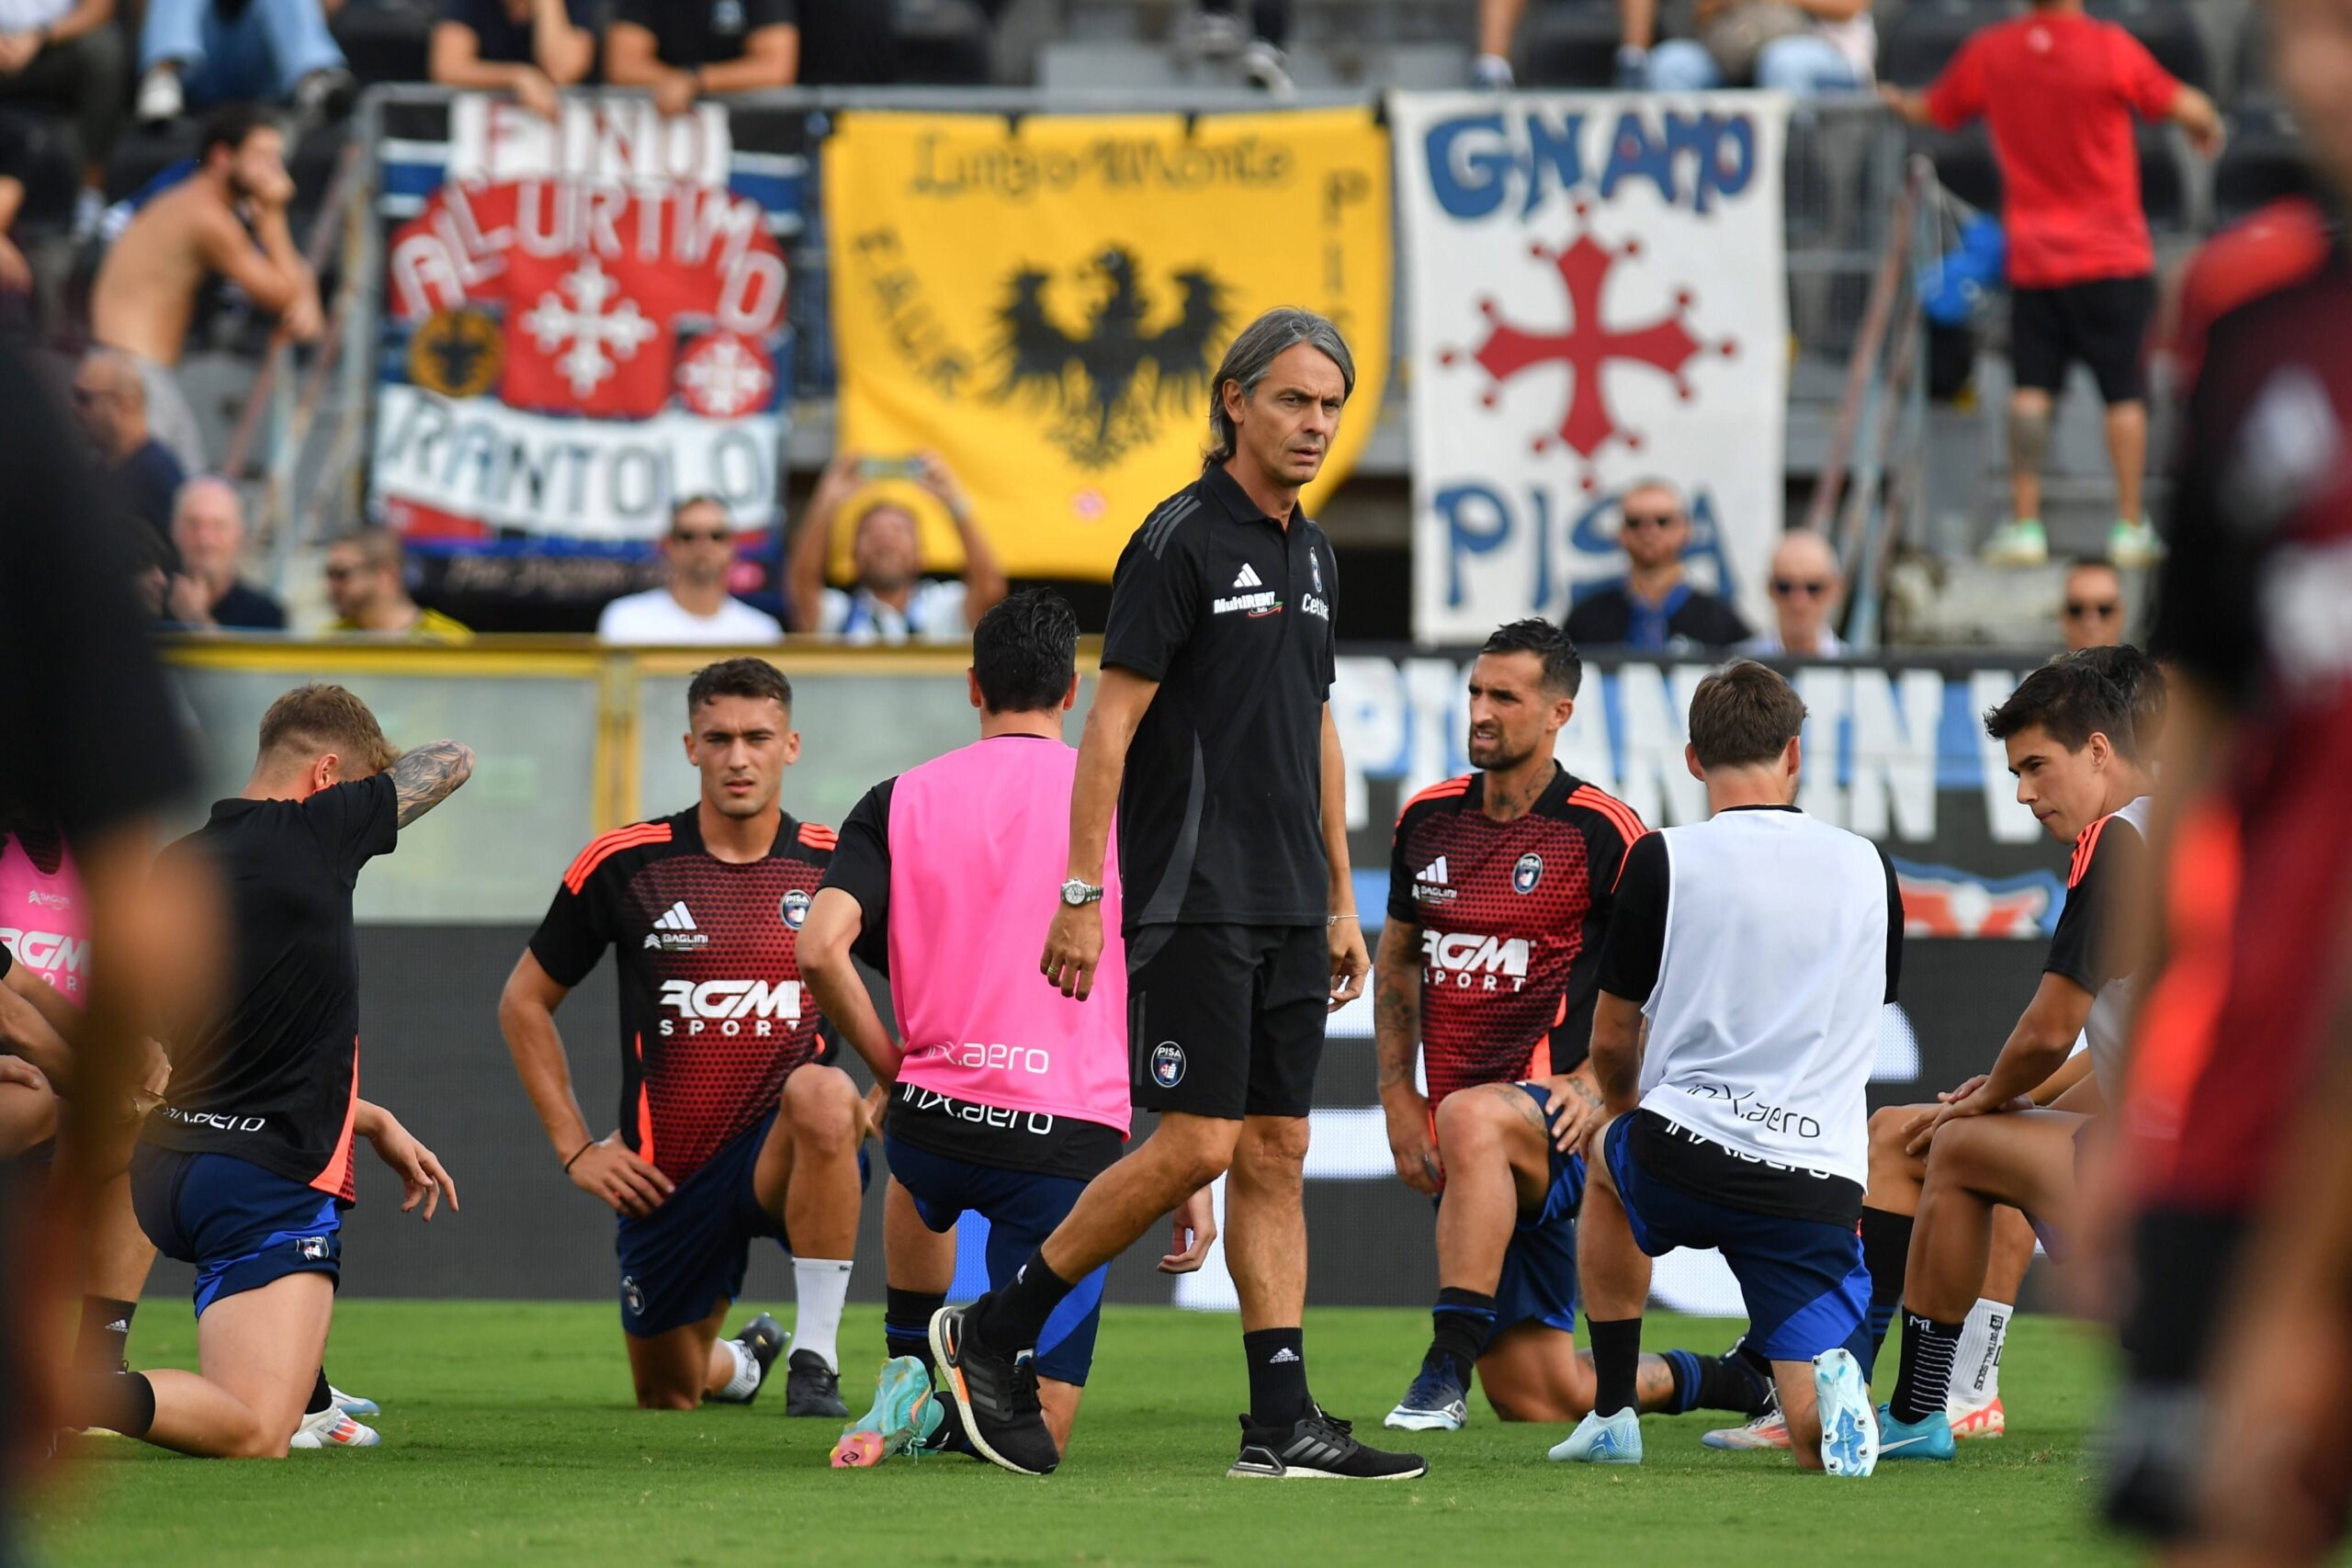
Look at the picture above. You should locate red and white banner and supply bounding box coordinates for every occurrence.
[372,95,791,542]
[1392,92,1790,642]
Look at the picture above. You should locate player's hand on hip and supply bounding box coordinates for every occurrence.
[572,1134,674,1217]
[1040,902,1102,1000]
[1159,1186,1217,1273]
[1540,1066,1606,1153]
[1327,916,1369,1010]
[1382,1089,1442,1197]
[859,1081,889,1141]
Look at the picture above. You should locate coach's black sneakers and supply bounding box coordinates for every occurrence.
[716,1314,786,1406]
[1229,1407,1428,1480]
[930,1299,1058,1476]
[785,1348,849,1418]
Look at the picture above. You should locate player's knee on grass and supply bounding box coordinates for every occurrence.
[781,1064,860,1152]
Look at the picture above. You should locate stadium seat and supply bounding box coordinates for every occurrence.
[1517,3,1622,88]
[1881,2,1992,88]
[0,107,85,233]
[2213,112,2329,225]
[2233,8,2277,108]
[2087,0,2211,91]
[333,5,435,90]
[895,0,994,84]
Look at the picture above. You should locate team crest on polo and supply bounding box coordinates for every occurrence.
[1513,853,1544,894]
[781,889,811,930]
[1150,1041,1186,1088]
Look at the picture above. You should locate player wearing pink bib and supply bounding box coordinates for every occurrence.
[799,591,1214,1472]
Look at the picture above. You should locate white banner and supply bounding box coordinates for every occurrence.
[1393,92,1790,643]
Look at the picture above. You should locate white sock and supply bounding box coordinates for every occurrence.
[1947,1298,2011,1413]
[714,1337,762,1402]
[791,1258,854,1372]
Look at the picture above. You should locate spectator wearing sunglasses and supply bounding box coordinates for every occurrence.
[1564,479,1752,653]
[326,527,472,641]
[1738,530,1845,658]
[596,494,783,645]
[2058,556,2124,651]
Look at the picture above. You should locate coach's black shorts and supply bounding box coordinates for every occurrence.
[1126,922,1328,1120]
[2010,274,2155,403]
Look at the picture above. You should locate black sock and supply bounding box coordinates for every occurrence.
[1891,1311,1963,1425]
[1860,1207,1914,1369]
[886,1286,945,1373]
[1662,1349,1768,1416]
[1588,1316,1641,1418]
[76,1296,137,1371]
[973,1249,1075,1352]
[1242,1327,1310,1427]
[306,1368,333,1416]
[1428,1287,1497,1386]
[80,1369,155,1438]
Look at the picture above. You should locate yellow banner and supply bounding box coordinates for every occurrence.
[824,107,1392,580]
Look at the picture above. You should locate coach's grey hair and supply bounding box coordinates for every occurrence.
[1203,308,1356,469]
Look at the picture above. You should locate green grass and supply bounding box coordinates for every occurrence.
[32,1303,2133,1567]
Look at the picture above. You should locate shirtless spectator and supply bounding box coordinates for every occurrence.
[0,0,127,234]
[605,0,796,114]
[167,475,285,630]
[430,0,594,118]
[89,105,322,472]
[71,347,187,544]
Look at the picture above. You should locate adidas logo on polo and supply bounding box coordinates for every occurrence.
[1414,855,1455,903]
[643,900,711,952]
[654,902,696,931]
[1232,563,1264,590]
[1419,857,1449,885]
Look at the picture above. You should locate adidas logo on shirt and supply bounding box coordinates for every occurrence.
[1232,563,1264,590]
[1414,856,1455,902]
[643,900,712,952]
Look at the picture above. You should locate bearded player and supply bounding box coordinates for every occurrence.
[499,658,866,1415]
[1378,620,1770,1432]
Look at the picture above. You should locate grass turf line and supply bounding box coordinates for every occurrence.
[34,1303,2133,1568]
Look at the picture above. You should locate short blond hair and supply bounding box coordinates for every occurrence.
[257,683,398,774]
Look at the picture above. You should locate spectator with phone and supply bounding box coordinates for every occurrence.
[787,449,1008,644]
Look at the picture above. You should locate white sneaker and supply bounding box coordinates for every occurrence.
[1813,1348,1878,1477]
[2108,517,2163,569]
[135,65,183,126]
[330,1385,379,1418]
[289,1404,379,1449]
[1472,52,1515,89]
[1546,1407,1642,1464]
[1239,38,1295,99]
[1980,518,2050,567]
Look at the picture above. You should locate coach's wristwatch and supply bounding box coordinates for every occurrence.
[1059,878,1105,908]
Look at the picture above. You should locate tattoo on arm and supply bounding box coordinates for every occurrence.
[390,739,476,829]
[1373,922,1421,1091]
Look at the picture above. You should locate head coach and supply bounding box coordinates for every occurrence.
[927,309,1427,1483]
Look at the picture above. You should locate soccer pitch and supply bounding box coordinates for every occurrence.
[34,1303,2132,1568]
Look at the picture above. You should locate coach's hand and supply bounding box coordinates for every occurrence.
[1159,1187,1217,1273]
[1383,1088,1442,1197]
[571,1133,674,1217]
[1328,915,1368,1011]
[1041,902,1103,1001]
[1540,1066,1607,1154]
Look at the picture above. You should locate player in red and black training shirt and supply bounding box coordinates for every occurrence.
[500,658,867,1417]
[1374,621,1768,1433]
[96,684,469,1458]
[2097,58,2352,1539]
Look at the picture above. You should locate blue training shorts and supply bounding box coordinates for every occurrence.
[1601,1114,1872,1369]
[885,1132,1109,1386]
[130,1144,343,1316]
[1430,1083,1588,1337]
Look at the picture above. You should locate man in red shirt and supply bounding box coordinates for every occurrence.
[1883,0,2221,571]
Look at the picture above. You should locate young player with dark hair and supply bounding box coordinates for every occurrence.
[499,659,866,1416]
[1871,657,2157,1461]
[802,591,1215,1471]
[1555,660,1901,1475]
[76,684,472,1457]
[1376,620,1768,1433]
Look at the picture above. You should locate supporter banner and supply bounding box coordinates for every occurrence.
[824,108,1392,581]
[1392,93,1790,643]
[369,95,807,621]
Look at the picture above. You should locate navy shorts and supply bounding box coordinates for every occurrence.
[1601,1115,1871,1368]
[886,1132,1109,1386]
[1432,1083,1587,1337]
[130,1144,343,1316]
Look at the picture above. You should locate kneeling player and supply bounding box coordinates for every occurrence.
[1375,622,1767,1431]
[1875,657,2155,1460]
[1555,662,1898,1474]
[75,685,470,1455]
[800,592,1214,1471]
[500,659,865,1415]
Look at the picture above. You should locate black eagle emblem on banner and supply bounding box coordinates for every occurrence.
[989,247,1232,468]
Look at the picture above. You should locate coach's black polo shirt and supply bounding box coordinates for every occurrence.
[1101,463,1339,933]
